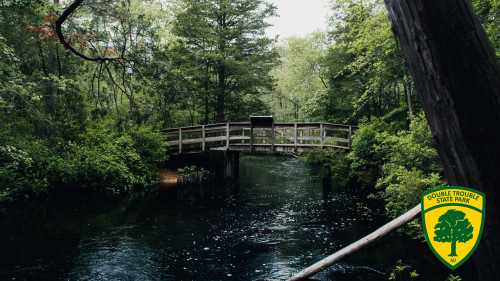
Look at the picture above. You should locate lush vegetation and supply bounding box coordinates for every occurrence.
[1,0,498,216]
[2,0,500,280]
[0,0,283,202]
[298,0,499,232]
[1,0,498,214]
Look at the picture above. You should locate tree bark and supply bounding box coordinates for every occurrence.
[384,0,500,279]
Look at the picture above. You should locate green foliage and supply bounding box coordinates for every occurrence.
[269,33,329,121]
[382,168,440,218]
[171,0,278,123]
[178,165,210,184]
[347,118,397,188]
[0,123,167,201]
[0,144,48,201]
[127,126,168,165]
[345,112,443,235]
[376,114,442,223]
[388,260,420,281]
[472,0,500,57]
[312,0,414,124]
[303,149,354,188]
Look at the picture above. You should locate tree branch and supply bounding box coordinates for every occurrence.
[55,0,121,62]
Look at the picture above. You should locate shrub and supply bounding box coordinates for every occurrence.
[0,144,48,201]
[375,113,443,235]
[127,125,168,167]
[388,260,420,281]
[0,123,168,201]
[347,118,393,189]
[303,149,355,189]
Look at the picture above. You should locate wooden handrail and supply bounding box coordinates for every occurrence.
[161,122,357,132]
[164,122,357,153]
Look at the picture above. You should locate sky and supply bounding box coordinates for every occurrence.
[266,0,331,39]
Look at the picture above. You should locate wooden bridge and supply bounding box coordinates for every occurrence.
[163,118,357,154]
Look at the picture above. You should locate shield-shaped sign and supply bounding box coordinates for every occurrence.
[421,186,485,270]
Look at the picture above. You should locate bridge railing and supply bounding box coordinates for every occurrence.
[162,122,356,154]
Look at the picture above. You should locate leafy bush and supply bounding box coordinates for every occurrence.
[0,144,48,201]
[376,113,442,215]
[303,149,355,189]
[374,113,443,235]
[178,165,210,184]
[347,118,393,189]
[0,123,168,201]
[343,112,443,236]
[52,124,167,193]
[388,260,420,281]
[127,125,168,166]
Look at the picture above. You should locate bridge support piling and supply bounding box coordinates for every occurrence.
[321,163,332,194]
[223,151,240,180]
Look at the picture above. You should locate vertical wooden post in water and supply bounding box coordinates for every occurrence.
[223,151,240,180]
[178,128,182,153]
[322,163,332,198]
[202,125,206,152]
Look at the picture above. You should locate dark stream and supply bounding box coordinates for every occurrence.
[1,156,460,280]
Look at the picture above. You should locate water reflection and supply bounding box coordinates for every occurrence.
[1,155,454,281]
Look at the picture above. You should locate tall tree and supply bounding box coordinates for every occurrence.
[384,0,500,279]
[319,0,413,124]
[172,0,278,122]
[269,33,329,122]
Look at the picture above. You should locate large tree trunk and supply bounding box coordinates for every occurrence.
[384,0,500,279]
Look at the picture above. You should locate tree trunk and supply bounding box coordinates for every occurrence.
[450,240,458,257]
[384,0,500,279]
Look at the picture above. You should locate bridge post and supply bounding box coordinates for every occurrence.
[178,128,182,153]
[223,151,239,180]
[321,163,332,193]
[202,125,206,152]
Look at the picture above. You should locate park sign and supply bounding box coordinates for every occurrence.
[421,186,485,270]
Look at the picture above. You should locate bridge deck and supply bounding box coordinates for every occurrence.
[162,122,356,154]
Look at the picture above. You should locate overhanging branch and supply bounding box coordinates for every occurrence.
[55,0,121,62]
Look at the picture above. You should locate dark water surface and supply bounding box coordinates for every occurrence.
[1,156,458,280]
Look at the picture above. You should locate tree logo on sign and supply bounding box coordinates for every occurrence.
[433,209,474,257]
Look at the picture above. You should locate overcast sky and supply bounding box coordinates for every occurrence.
[266,0,331,39]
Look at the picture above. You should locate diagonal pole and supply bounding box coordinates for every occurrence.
[288,204,421,281]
